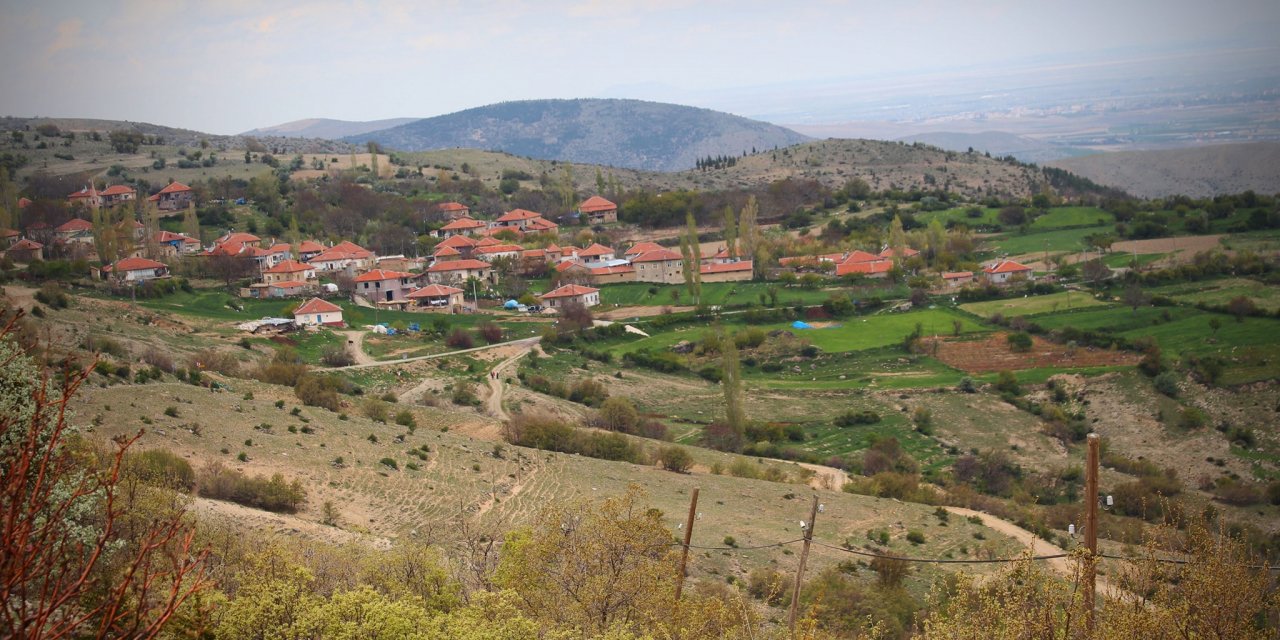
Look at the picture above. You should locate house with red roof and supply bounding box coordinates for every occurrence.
[478,225,523,239]
[297,240,326,261]
[4,238,43,262]
[262,259,317,286]
[307,241,374,272]
[154,230,200,257]
[407,283,466,312]
[474,243,524,262]
[524,217,558,233]
[436,216,487,238]
[623,242,665,259]
[436,234,478,253]
[432,244,462,263]
[879,246,920,260]
[778,252,846,269]
[293,298,344,327]
[982,260,1033,285]
[213,232,261,255]
[700,260,753,282]
[436,202,470,220]
[102,257,169,283]
[99,184,136,208]
[426,258,493,286]
[17,197,31,210]
[578,196,618,224]
[148,182,193,211]
[0,228,20,249]
[540,283,600,309]
[567,243,615,262]
[67,185,100,210]
[493,208,549,232]
[54,217,94,245]
[836,259,893,278]
[631,248,684,284]
[941,271,974,288]
[355,269,418,305]
[708,245,748,264]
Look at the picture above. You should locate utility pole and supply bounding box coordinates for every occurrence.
[674,488,700,602]
[1084,433,1100,632]
[788,495,819,636]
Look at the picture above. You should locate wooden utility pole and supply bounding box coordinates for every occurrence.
[674,488,699,602]
[788,495,819,636]
[1084,433,1100,632]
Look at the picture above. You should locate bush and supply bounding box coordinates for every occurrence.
[957,377,978,393]
[598,396,640,433]
[1153,372,1179,397]
[197,462,306,513]
[1006,332,1033,352]
[294,374,345,411]
[362,398,389,423]
[320,345,354,367]
[995,370,1021,395]
[445,328,474,349]
[658,445,693,473]
[126,449,195,491]
[395,409,416,428]
[834,410,881,427]
[478,322,503,344]
[379,457,399,471]
[451,381,478,405]
[746,567,793,606]
[163,406,179,418]
[906,530,926,545]
[1178,406,1208,430]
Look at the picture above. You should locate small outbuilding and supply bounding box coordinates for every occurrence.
[293,297,344,327]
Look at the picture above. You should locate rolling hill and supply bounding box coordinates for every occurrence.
[1047,142,1280,198]
[895,131,1093,164]
[342,98,811,172]
[242,117,420,140]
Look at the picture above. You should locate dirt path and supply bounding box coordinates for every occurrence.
[483,342,535,421]
[797,462,851,492]
[944,506,1124,597]
[321,336,540,371]
[340,330,378,366]
[475,458,541,518]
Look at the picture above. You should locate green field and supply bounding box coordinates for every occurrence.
[1028,207,1114,230]
[984,225,1111,256]
[1147,278,1280,313]
[595,281,862,308]
[960,291,1110,318]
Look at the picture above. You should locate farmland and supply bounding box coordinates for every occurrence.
[960,290,1109,318]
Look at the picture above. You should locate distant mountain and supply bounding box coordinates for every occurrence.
[343,99,810,172]
[1047,143,1280,198]
[895,131,1093,164]
[242,117,419,140]
[0,116,355,155]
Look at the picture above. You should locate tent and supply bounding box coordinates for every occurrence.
[503,299,519,309]
[792,320,813,330]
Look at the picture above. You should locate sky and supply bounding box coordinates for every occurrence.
[1,0,1277,134]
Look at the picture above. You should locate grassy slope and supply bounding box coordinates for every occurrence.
[961,291,1110,318]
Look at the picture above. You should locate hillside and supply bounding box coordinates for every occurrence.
[0,116,354,155]
[1048,142,1280,198]
[343,98,811,172]
[242,117,420,140]
[895,131,1093,164]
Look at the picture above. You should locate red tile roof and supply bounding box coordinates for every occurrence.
[217,232,260,246]
[879,247,920,259]
[496,208,542,223]
[155,230,198,244]
[354,269,414,282]
[112,257,167,272]
[555,260,584,273]
[983,260,1032,274]
[17,197,30,208]
[624,242,665,256]
[433,245,461,257]
[540,284,600,299]
[521,249,546,259]
[575,243,614,258]
[427,259,490,272]
[479,226,523,238]
[475,244,524,255]
[578,196,616,213]
[294,297,342,315]
[631,248,683,262]
[843,250,881,264]
[298,240,325,253]
[67,187,96,199]
[270,280,309,289]
[55,218,92,233]
[437,202,468,212]
[156,181,191,194]
[10,238,42,250]
[590,265,634,276]
[330,241,371,256]
[265,259,312,274]
[700,261,752,274]
[408,284,464,298]
[99,184,135,196]
[836,260,893,276]
[711,246,747,260]
[475,236,501,247]
[269,243,291,253]
[524,218,558,231]
[437,235,478,249]
[440,216,487,231]
[1,228,19,238]
[942,271,973,279]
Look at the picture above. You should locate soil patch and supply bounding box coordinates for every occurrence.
[925,333,1139,373]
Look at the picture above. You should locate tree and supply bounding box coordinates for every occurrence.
[140,198,162,260]
[721,328,745,432]
[1122,283,1148,313]
[0,167,16,231]
[1209,316,1222,340]
[658,446,693,473]
[1226,295,1258,322]
[997,205,1027,226]
[888,214,908,258]
[1081,259,1111,286]
[721,205,737,258]
[680,211,702,307]
[286,214,301,260]
[182,201,200,248]
[366,141,379,179]
[91,204,119,266]
[598,396,639,433]
[0,318,209,638]
[738,195,761,277]
[207,253,253,288]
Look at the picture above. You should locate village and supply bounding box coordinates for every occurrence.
[1,182,1036,333]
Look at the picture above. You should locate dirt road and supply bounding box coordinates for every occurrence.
[321,336,540,371]
[797,462,851,492]
[483,343,534,421]
[340,330,378,366]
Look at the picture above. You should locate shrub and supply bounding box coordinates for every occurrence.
[598,396,640,433]
[362,398,390,423]
[746,567,792,605]
[478,322,503,344]
[395,409,416,428]
[163,406,179,418]
[906,530,926,545]
[451,381,478,405]
[1006,332,1033,352]
[379,457,399,471]
[1153,372,1179,397]
[294,374,343,411]
[126,449,195,491]
[1178,406,1208,430]
[320,345,354,367]
[658,446,693,473]
[957,376,978,393]
[196,462,306,512]
[445,328,474,349]
[834,410,881,427]
[995,370,1021,395]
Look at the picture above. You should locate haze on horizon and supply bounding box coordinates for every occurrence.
[1,0,1277,135]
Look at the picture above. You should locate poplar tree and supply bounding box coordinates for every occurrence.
[183,201,201,247]
[738,195,760,276]
[142,198,162,260]
[0,168,15,230]
[287,215,302,260]
[721,205,737,258]
[721,328,745,431]
[367,142,379,179]
[680,211,702,307]
[888,214,908,258]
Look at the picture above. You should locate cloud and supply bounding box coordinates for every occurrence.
[45,18,83,56]
[254,15,278,33]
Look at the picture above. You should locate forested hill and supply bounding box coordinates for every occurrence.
[342,99,811,172]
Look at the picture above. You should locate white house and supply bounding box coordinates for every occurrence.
[539,283,600,309]
[293,297,344,327]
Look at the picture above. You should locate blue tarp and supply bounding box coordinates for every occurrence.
[792,321,813,329]
[504,299,519,309]
[408,323,420,332]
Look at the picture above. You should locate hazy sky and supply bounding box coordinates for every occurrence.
[2,0,1277,134]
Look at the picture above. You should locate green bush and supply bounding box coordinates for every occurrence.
[126,449,195,491]
[1153,372,1179,397]
[197,462,306,513]
[658,445,693,473]
[906,530,926,545]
